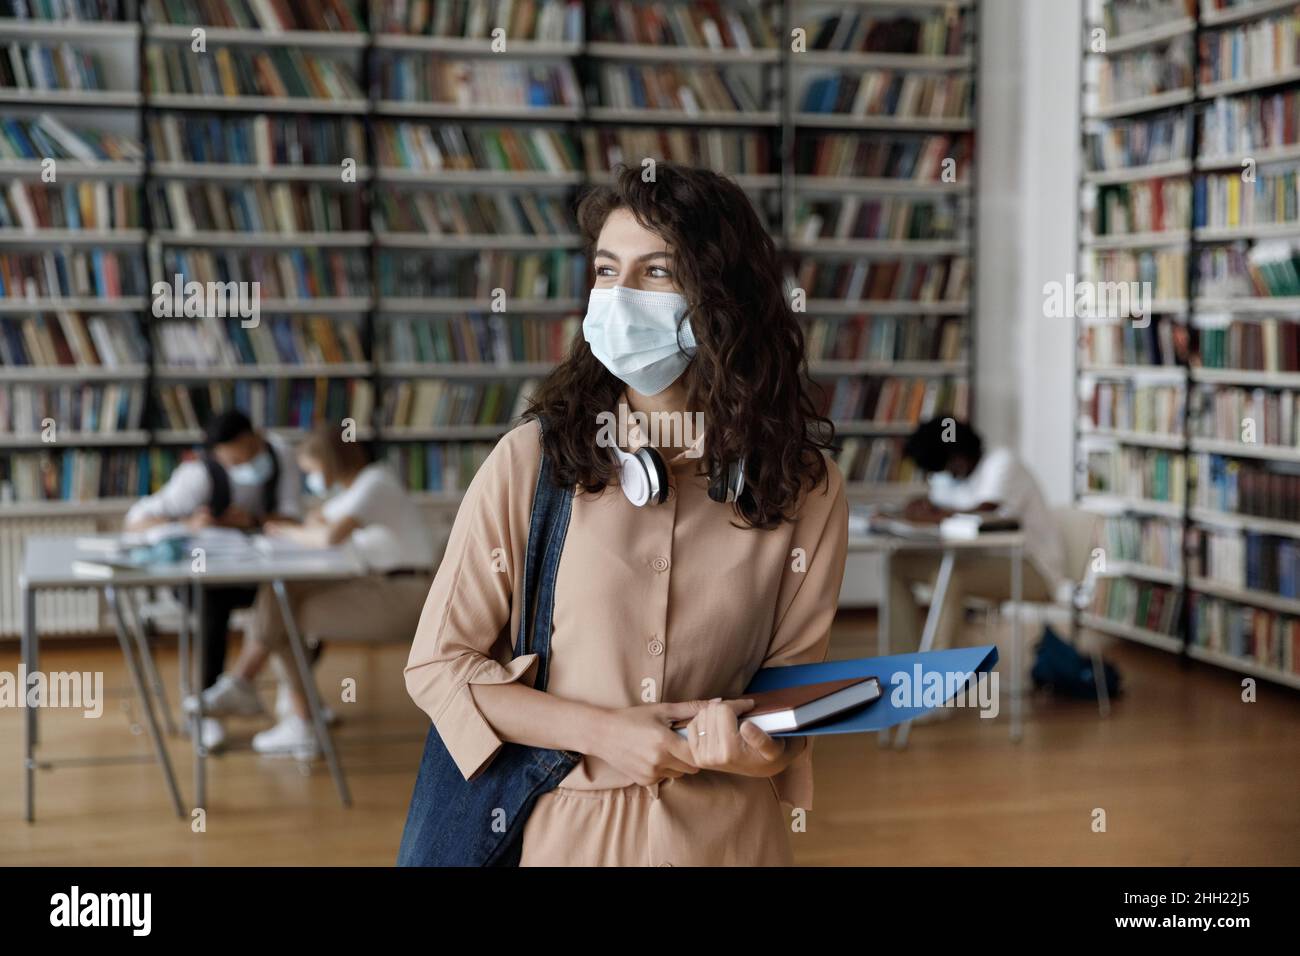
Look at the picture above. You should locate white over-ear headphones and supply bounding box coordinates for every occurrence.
[610,446,746,508]
[611,445,670,507]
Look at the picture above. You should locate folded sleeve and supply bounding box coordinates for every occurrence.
[763,458,849,810]
[404,421,544,781]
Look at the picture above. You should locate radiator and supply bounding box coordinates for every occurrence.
[0,516,102,637]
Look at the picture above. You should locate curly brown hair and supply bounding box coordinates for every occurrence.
[523,163,834,529]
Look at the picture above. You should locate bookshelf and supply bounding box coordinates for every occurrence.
[0,0,982,628]
[1076,0,1300,688]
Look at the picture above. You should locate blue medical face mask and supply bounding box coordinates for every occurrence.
[227,448,273,487]
[582,286,697,396]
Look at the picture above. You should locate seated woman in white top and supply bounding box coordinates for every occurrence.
[186,423,436,756]
[888,417,1066,655]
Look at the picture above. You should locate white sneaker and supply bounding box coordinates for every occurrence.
[274,680,338,726]
[199,717,227,752]
[252,715,320,759]
[183,674,264,718]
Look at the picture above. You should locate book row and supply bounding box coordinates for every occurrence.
[1193,452,1300,520]
[833,435,917,485]
[0,448,176,504]
[1194,166,1300,230]
[793,196,960,243]
[1090,576,1183,637]
[803,314,964,363]
[381,378,535,429]
[592,0,772,50]
[0,40,107,92]
[820,375,969,425]
[381,313,579,365]
[1096,39,1193,107]
[1195,316,1300,371]
[1081,315,1186,367]
[1189,594,1300,675]
[1084,445,1186,503]
[148,114,365,168]
[1087,248,1188,301]
[1,181,141,231]
[0,114,141,164]
[1097,513,1182,572]
[0,313,144,368]
[1192,525,1300,596]
[1198,6,1300,87]
[153,378,374,433]
[153,314,366,368]
[1092,178,1192,236]
[372,189,573,237]
[383,440,495,494]
[149,181,365,234]
[146,43,363,101]
[1191,383,1300,448]
[1082,381,1185,435]
[376,249,587,300]
[146,0,362,32]
[800,71,972,121]
[0,249,145,300]
[596,63,761,114]
[377,57,580,108]
[792,257,969,303]
[0,382,144,436]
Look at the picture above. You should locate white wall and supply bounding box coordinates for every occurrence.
[977,0,1081,505]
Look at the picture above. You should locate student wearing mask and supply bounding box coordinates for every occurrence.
[400,163,849,866]
[125,410,301,750]
[890,417,1066,654]
[186,424,435,757]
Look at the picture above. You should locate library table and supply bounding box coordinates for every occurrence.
[18,534,365,822]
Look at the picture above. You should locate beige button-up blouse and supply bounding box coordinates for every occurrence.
[405,415,849,866]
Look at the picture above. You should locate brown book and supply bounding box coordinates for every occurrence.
[672,677,882,735]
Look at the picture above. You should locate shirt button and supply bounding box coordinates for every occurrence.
[650,555,669,572]
[658,862,673,867]
[647,638,665,656]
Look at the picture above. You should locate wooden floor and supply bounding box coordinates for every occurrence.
[2,610,1297,866]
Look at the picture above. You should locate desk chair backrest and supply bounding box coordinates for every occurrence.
[1051,505,1102,588]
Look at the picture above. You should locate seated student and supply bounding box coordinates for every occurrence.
[125,410,301,750]
[187,423,436,757]
[889,417,1066,655]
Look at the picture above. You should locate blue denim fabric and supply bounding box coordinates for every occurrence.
[396,422,580,866]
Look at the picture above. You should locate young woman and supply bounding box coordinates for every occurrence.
[189,424,435,756]
[404,163,849,866]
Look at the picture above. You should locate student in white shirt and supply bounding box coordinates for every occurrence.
[125,410,301,751]
[888,417,1066,655]
[185,423,435,757]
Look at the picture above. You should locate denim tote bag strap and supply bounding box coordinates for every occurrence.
[396,417,581,867]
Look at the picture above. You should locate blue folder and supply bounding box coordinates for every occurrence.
[743,645,1000,736]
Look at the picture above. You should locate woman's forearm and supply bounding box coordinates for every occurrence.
[469,680,607,755]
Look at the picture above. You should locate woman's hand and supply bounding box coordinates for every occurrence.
[684,699,789,778]
[587,701,703,787]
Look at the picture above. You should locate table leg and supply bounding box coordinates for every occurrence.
[122,588,177,737]
[272,579,351,807]
[192,584,206,812]
[106,586,184,818]
[1011,544,1024,743]
[177,582,190,705]
[895,548,956,750]
[878,548,893,749]
[22,585,36,823]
